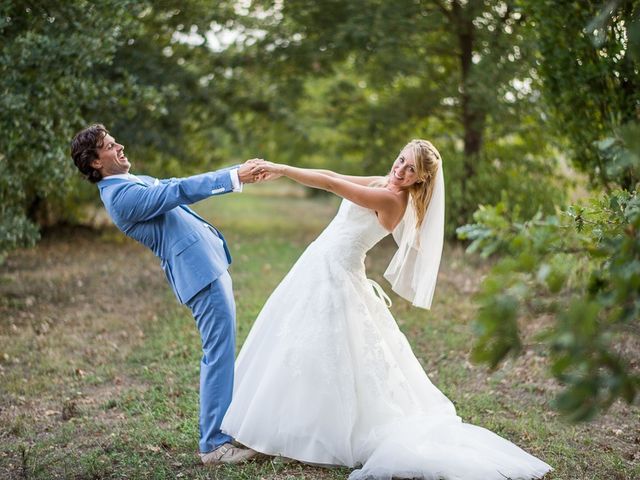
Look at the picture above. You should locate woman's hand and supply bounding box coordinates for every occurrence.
[238,158,264,183]
[250,160,285,181]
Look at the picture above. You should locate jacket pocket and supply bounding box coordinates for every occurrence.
[170,231,199,256]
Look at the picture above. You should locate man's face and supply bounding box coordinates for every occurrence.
[91,133,130,176]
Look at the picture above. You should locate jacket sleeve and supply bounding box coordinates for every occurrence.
[111,170,234,223]
[156,165,240,185]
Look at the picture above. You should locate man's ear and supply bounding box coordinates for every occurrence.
[90,158,102,170]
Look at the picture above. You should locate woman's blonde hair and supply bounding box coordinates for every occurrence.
[372,139,442,229]
[404,139,441,229]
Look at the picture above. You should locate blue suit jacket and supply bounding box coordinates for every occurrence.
[98,169,235,304]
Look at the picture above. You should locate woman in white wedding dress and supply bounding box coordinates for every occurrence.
[221,140,552,480]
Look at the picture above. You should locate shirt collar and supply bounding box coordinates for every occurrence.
[103,173,143,183]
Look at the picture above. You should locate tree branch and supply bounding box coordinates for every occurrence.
[431,0,453,22]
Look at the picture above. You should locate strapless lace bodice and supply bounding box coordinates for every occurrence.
[309,200,389,268]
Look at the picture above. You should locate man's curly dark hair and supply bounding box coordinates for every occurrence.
[70,124,108,183]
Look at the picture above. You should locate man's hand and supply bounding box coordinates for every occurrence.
[251,160,284,182]
[249,160,285,182]
[238,158,263,184]
[239,158,283,183]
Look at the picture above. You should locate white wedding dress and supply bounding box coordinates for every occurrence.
[221,199,552,480]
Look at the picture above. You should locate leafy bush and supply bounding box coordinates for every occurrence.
[0,1,159,260]
[457,0,640,421]
[459,127,640,421]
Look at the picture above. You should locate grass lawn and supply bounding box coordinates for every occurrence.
[0,182,638,479]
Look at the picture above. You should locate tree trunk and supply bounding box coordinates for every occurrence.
[454,1,485,222]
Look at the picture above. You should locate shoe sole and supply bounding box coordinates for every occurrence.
[220,450,260,465]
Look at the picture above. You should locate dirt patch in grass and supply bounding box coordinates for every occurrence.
[0,226,165,477]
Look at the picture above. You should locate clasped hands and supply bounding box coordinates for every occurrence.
[237,158,284,184]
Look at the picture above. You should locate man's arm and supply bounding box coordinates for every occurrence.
[111,167,250,223]
[156,160,260,188]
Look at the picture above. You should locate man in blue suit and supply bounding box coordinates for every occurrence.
[71,124,263,465]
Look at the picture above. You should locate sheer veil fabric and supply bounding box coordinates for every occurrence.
[384,166,445,309]
[221,177,552,479]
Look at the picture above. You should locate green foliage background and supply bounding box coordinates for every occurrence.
[1,0,567,249]
[458,0,640,420]
[1,0,638,421]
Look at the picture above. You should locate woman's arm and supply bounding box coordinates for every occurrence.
[253,161,403,225]
[308,169,385,186]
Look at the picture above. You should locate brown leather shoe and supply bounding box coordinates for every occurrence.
[199,443,258,465]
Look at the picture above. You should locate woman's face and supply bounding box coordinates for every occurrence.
[389,147,421,188]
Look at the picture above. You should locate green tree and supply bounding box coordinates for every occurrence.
[459,0,640,421]
[0,1,263,259]
[98,1,256,176]
[530,0,640,188]
[0,1,158,258]
[227,0,565,231]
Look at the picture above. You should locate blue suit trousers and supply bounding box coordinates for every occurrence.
[186,271,236,453]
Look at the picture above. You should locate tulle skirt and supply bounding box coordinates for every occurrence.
[221,242,552,479]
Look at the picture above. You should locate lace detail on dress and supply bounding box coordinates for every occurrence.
[221,199,552,479]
